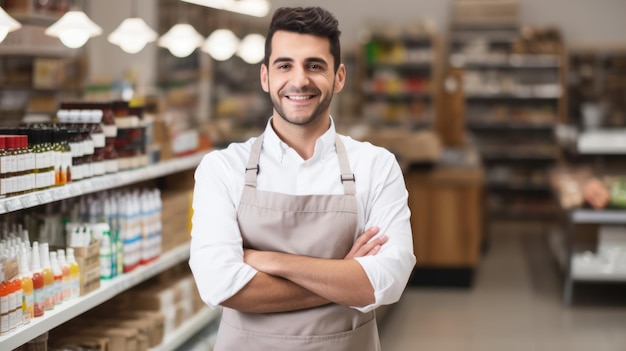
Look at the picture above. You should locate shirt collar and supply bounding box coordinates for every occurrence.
[262,116,337,162]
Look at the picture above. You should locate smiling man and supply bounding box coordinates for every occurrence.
[189,7,416,351]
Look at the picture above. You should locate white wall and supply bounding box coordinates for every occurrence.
[86,0,626,88]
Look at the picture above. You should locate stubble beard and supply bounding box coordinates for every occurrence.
[269,78,335,126]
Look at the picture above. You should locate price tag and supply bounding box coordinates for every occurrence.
[5,198,23,212]
[51,187,69,200]
[21,194,39,209]
[0,202,7,215]
[37,191,54,204]
[81,180,93,193]
[69,184,82,196]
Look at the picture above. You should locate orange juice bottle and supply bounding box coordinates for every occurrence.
[30,242,45,318]
[66,248,81,299]
[39,243,55,311]
[57,250,71,301]
[19,248,34,324]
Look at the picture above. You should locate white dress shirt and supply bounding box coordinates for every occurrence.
[189,117,416,313]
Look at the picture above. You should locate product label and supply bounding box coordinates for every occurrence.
[44,285,55,310]
[24,291,34,321]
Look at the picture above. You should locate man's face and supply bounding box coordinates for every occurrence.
[261,30,345,126]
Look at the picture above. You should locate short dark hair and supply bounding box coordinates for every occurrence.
[264,7,342,72]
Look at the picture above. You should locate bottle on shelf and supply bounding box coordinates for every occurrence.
[50,251,63,305]
[30,242,44,318]
[0,268,9,335]
[39,243,55,311]
[66,248,80,299]
[57,249,71,301]
[19,247,34,325]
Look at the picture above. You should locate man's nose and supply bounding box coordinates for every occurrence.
[292,67,310,87]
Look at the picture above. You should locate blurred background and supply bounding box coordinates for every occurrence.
[0,0,626,350]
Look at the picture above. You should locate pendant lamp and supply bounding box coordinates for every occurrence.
[181,0,270,18]
[108,0,157,54]
[0,7,21,43]
[45,10,102,48]
[237,33,265,64]
[158,23,203,58]
[202,29,239,61]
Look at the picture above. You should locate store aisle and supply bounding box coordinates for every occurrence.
[379,222,626,351]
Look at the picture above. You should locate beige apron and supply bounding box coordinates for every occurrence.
[214,133,380,351]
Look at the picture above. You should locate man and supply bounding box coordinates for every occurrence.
[189,6,416,350]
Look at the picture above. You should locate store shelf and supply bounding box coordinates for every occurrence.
[0,242,193,351]
[465,93,561,100]
[570,209,626,224]
[467,122,554,131]
[0,151,207,215]
[571,270,626,282]
[149,307,220,351]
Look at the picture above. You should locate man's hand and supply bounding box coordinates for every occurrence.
[344,226,388,259]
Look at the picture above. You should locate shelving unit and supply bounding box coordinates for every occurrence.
[149,308,219,351]
[554,209,626,305]
[447,21,564,220]
[0,4,84,127]
[0,151,212,350]
[359,29,441,129]
[0,152,206,214]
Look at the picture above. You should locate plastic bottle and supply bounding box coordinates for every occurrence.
[19,247,33,324]
[9,248,22,330]
[57,249,71,301]
[39,243,55,311]
[50,252,63,305]
[66,248,80,299]
[0,268,9,335]
[30,242,44,317]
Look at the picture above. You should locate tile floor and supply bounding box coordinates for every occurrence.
[379,222,626,351]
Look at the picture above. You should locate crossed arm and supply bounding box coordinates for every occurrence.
[220,227,388,313]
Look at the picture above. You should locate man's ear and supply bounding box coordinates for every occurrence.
[334,64,346,93]
[260,64,269,93]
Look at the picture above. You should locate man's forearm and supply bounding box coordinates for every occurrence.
[220,270,330,313]
[248,252,375,307]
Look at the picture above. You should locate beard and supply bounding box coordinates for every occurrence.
[269,79,335,126]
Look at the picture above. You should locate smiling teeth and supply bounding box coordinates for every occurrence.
[289,96,310,100]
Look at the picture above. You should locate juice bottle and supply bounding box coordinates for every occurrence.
[39,243,55,311]
[19,247,33,324]
[30,242,45,318]
[66,248,81,299]
[57,249,71,301]
[50,252,63,305]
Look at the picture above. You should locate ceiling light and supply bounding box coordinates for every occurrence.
[202,29,239,61]
[158,23,203,58]
[181,0,270,18]
[237,33,265,64]
[0,7,21,43]
[108,18,157,54]
[45,10,102,49]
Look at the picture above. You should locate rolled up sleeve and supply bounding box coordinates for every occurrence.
[352,153,416,313]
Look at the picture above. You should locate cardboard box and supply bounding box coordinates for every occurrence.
[72,240,101,295]
[52,336,109,351]
[81,327,139,351]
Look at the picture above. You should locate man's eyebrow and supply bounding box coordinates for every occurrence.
[271,57,329,66]
[272,57,293,65]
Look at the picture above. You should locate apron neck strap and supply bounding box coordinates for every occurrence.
[244,134,264,188]
[244,133,356,195]
[335,134,356,195]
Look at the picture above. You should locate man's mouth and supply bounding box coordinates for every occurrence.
[286,95,314,101]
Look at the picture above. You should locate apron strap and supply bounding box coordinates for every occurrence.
[245,134,264,188]
[335,134,356,196]
[245,133,356,195]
